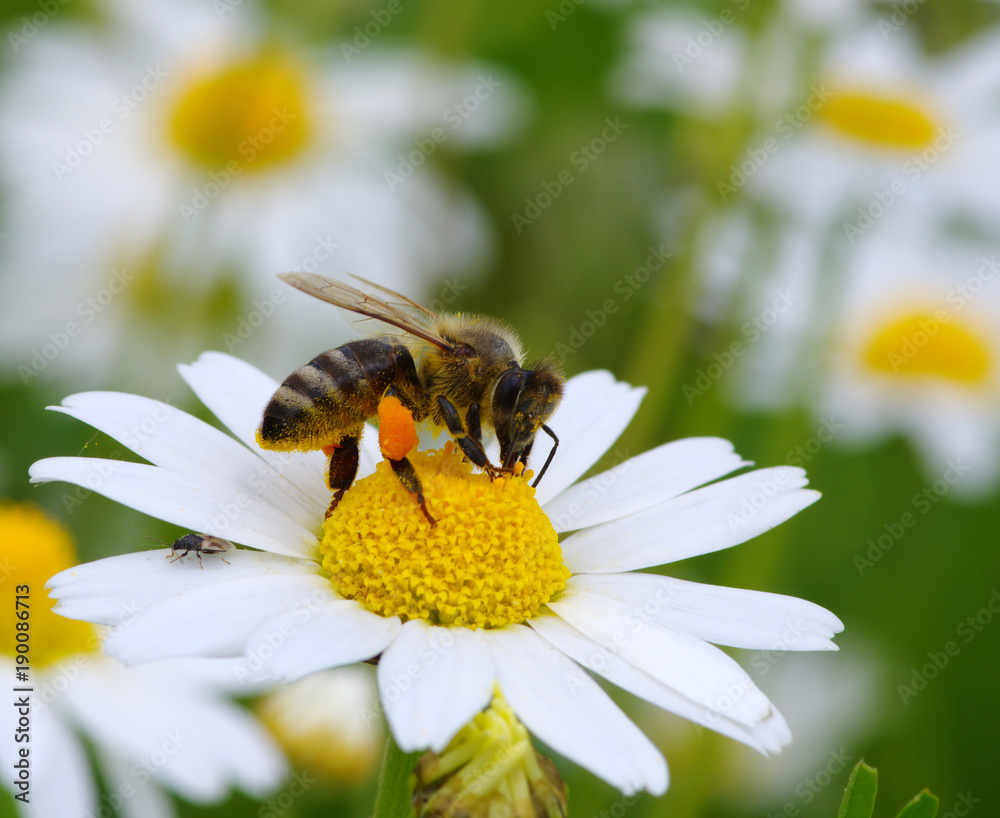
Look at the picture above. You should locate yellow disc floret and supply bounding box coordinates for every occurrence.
[0,503,98,668]
[820,90,939,150]
[319,447,569,629]
[862,310,992,385]
[168,52,311,173]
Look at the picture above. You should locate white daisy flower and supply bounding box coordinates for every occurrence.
[0,502,288,818]
[0,0,523,384]
[34,352,843,796]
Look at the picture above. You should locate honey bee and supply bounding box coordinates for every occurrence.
[257,273,564,524]
[151,533,234,567]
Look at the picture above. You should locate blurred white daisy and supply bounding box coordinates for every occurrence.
[813,226,1000,497]
[0,0,523,385]
[746,21,1000,232]
[256,666,384,784]
[34,352,842,796]
[0,502,287,818]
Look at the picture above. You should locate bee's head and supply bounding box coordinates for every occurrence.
[492,363,564,470]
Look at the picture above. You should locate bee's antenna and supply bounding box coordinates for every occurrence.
[531,425,559,488]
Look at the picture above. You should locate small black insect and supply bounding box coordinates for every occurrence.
[149,533,234,568]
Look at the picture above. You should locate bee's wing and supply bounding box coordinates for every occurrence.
[277,272,453,351]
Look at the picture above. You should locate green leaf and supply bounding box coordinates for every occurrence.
[837,761,879,818]
[896,790,940,818]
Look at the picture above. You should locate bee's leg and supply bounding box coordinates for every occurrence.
[387,456,437,526]
[377,389,435,525]
[324,433,360,519]
[436,396,498,473]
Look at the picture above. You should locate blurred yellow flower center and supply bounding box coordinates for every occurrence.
[169,53,311,172]
[821,90,938,149]
[319,447,569,629]
[862,311,992,384]
[0,503,98,668]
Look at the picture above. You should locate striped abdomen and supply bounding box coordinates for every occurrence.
[258,338,423,452]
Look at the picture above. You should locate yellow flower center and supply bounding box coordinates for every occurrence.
[862,310,993,385]
[319,447,569,629]
[0,503,98,669]
[820,90,939,150]
[168,53,311,173]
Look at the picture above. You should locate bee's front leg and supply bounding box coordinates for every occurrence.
[437,396,504,476]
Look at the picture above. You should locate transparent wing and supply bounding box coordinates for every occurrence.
[277,272,453,351]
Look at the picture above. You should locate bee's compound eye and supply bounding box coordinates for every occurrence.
[492,370,525,415]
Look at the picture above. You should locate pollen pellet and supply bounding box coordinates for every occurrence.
[318,448,569,629]
[378,395,418,461]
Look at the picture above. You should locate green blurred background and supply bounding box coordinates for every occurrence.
[2,0,999,816]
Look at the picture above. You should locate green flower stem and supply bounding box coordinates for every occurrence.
[373,733,422,818]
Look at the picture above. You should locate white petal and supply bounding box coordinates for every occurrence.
[543,437,750,532]
[567,574,843,651]
[481,625,667,796]
[563,467,820,573]
[531,371,646,506]
[245,600,401,681]
[6,697,96,818]
[51,391,324,524]
[547,589,777,729]
[48,549,315,626]
[529,612,790,755]
[103,574,336,664]
[30,456,316,558]
[178,351,330,509]
[62,660,288,803]
[377,620,494,752]
[94,749,177,818]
